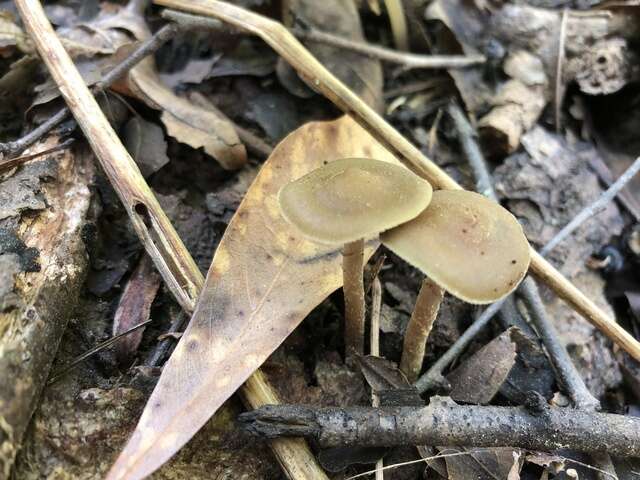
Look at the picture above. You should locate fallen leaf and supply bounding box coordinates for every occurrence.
[500,327,556,403]
[106,115,400,480]
[56,0,149,56]
[441,447,521,480]
[122,116,170,177]
[447,328,517,405]
[0,11,31,55]
[112,255,161,365]
[207,38,276,78]
[128,58,247,170]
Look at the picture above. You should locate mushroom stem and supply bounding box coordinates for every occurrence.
[400,278,444,383]
[343,238,366,357]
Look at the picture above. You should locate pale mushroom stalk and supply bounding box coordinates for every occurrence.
[400,278,444,382]
[343,238,366,356]
[278,158,433,360]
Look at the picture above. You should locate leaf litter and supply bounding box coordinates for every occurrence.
[4,0,640,479]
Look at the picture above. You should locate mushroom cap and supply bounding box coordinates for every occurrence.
[278,158,433,244]
[381,190,531,304]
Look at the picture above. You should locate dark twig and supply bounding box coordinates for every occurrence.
[519,277,599,409]
[0,138,74,172]
[145,311,187,367]
[48,319,153,384]
[165,8,485,71]
[0,22,180,158]
[239,401,640,457]
[587,151,640,222]
[441,102,619,477]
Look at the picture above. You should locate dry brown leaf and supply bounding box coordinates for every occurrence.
[122,116,170,177]
[112,255,161,365]
[56,1,149,56]
[128,58,247,170]
[106,115,400,480]
[447,328,517,405]
[0,11,31,55]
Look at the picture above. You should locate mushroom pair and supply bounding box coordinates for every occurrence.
[278,158,433,357]
[278,158,530,368]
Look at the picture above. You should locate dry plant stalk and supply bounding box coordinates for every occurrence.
[153,0,640,362]
[16,0,201,315]
[14,1,327,479]
[400,278,444,383]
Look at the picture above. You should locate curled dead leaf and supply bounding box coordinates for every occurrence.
[106,115,401,480]
[128,58,247,170]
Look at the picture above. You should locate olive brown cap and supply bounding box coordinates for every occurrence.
[278,158,433,244]
[381,190,531,304]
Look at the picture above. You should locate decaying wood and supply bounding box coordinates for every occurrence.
[239,399,640,457]
[478,51,548,157]
[153,0,640,363]
[0,140,93,477]
[14,2,327,480]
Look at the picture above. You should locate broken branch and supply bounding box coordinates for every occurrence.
[239,400,640,457]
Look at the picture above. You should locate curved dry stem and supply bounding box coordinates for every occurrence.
[343,239,366,357]
[400,278,444,382]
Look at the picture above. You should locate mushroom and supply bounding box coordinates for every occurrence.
[381,190,530,381]
[278,158,433,357]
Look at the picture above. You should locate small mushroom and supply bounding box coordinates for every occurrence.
[381,190,531,380]
[278,158,433,357]
[381,190,531,303]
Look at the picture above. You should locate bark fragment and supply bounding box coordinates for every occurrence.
[0,140,94,477]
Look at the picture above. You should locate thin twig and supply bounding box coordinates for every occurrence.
[0,138,74,172]
[587,154,640,222]
[345,450,617,480]
[153,0,640,361]
[165,8,485,70]
[240,402,640,457]
[369,276,383,480]
[293,27,485,69]
[519,277,599,409]
[48,319,153,384]
[541,155,640,256]
[555,9,569,133]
